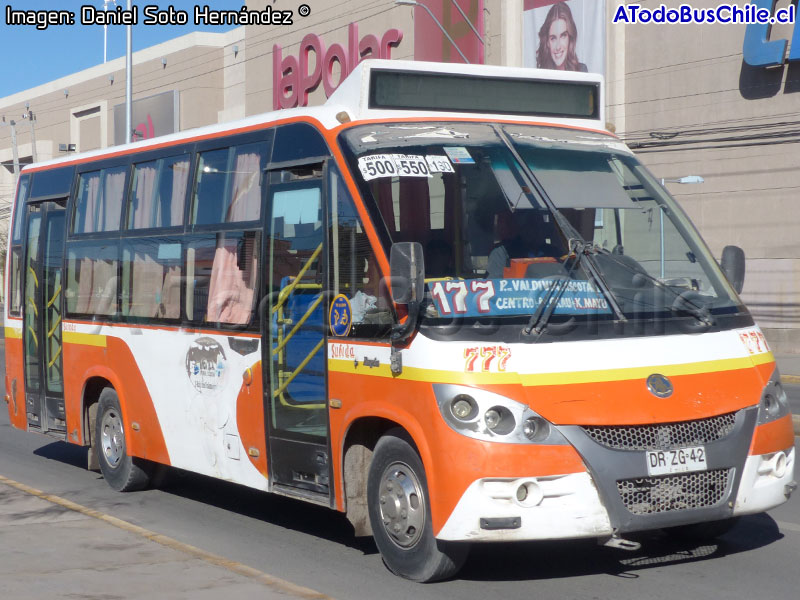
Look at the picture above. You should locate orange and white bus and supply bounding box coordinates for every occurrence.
[4,60,796,582]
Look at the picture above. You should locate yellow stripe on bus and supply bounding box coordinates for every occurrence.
[328,352,775,386]
[63,331,107,348]
[4,327,23,339]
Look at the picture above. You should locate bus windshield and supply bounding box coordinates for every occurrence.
[339,122,742,325]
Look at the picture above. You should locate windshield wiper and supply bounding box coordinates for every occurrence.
[571,240,628,323]
[523,240,631,337]
[523,262,577,336]
[593,248,715,326]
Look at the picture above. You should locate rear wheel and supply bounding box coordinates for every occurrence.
[95,388,151,492]
[367,431,468,582]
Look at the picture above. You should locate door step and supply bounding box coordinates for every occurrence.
[271,483,331,507]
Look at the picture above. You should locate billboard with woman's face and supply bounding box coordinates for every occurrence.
[523,0,606,75]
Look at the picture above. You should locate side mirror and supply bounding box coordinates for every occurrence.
[720,245,745,294]
[389,242,425,304]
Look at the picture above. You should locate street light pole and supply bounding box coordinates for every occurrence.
[23,109,37,163]
[659,175,705,277]
[125,0,132,143]
[395,0,471,64]
[9,120,19,183]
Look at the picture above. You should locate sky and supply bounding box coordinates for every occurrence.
[0,1,243,98]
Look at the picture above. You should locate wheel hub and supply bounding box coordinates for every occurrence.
[100,410,124,469]
[378,461,425,548]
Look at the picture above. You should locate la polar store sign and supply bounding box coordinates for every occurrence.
[273,22,403,110]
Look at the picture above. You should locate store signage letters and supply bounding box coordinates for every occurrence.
[743,0,800,67]
[273,22,403,109]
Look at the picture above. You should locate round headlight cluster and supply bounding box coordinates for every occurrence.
[435,384,566,444]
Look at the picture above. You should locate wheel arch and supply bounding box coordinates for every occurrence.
[339,411,433,537]
[76,365,132,446]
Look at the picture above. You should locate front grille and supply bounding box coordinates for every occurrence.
[617,469,731,515]
[582,412,737,451]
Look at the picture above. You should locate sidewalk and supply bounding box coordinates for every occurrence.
[0,476,331,600]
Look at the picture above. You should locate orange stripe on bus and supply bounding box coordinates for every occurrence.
[750,414,795,456]
[236,361,268,478]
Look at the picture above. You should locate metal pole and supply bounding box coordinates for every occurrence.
[660,208,665,278]
[659,178,665,278]
[28,111,37,163]
[104,1,108,63]
[9,120,20,183]
[396,1,470,63]
[448,0,484,44]
[125,0,132,143]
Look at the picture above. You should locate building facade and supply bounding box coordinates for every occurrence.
[1,0,798,356]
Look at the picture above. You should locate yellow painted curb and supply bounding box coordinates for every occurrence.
[781,374,800,384]
[0,475,334,600]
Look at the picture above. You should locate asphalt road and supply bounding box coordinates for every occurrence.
[1,334,800,599]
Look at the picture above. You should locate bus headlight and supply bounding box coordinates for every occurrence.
[522,416,550,442]
[484,406,515,435]
[433,384,567,445]
[450,394,478,421]
[758,368,790,425]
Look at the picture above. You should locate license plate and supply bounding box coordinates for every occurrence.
[646,446,707,476]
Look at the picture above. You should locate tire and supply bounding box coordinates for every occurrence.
[95,388,152,492]
[666,517,738,541]
[367,430,469,582]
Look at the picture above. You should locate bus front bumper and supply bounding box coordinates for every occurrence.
[436,447,796,542]
[436,472,614,542]
[733,447,796,516]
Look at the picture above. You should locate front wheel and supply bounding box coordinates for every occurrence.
[367,431,468,582]
[95,388,152,492]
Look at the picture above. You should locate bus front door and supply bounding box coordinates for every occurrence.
[265,165,331,503]
[22,201,66,436]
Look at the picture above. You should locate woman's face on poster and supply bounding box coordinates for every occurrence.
[547,18,570,68]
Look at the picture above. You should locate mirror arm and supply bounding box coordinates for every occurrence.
[391,300,421,345]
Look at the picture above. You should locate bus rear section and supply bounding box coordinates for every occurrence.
[4,60,796,583]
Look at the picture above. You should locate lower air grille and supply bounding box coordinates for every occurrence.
[582,412,737,451]
[617,469,731,515]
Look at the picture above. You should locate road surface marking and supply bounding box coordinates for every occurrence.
[0,474,335,600]
[776,520,800,533]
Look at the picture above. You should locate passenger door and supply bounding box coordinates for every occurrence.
[22,200,66,436]
[264,162,331,501]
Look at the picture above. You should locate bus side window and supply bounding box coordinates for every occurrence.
[9,248,23,316]
[184,231,260,326]
[128,155,190,229]
[121,239,182,320]
[191,142,267,226]
[65,242,119,317]
[8,175,29,317]
[72,166,128,234]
